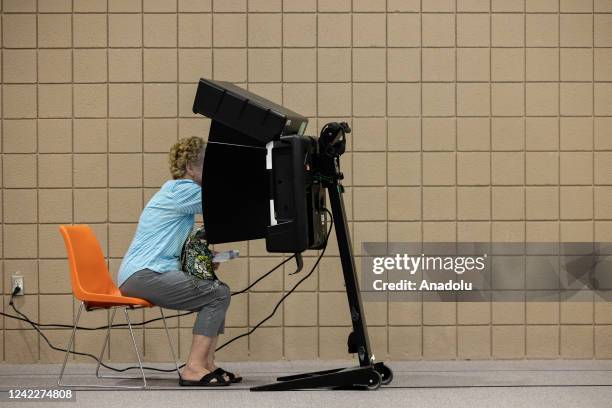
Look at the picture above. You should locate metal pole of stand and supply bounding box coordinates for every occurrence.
[327,182,372,367]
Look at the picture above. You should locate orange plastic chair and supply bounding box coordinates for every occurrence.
[57,224,180,389]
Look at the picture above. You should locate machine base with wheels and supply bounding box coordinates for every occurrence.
[250,363,393,391]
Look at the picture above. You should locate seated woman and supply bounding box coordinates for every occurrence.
[118,136,240,386]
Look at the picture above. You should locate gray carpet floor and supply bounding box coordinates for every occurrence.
[2,360,612,407]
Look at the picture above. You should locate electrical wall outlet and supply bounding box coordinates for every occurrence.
[11,274,24,296]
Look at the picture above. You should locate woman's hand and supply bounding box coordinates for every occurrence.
[212,250,220,271]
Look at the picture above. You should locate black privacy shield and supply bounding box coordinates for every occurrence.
[201,120,269,244]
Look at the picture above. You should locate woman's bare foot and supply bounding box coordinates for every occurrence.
[180,364,224,383]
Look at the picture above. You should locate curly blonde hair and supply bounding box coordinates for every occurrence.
[169,136,205,179]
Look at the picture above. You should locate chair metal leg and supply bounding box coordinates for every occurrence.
[57,301,83,387]
[58,303,181,389]
[93,307,147,388]
[160,307,182,378]
[58,303,146,389]
[124,307,147,388]
[97,307,180,382]
[95,307,116,378]
[95,307,144,381]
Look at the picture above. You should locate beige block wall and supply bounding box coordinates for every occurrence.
[1,0,612,363]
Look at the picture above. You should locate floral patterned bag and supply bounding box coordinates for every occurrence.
[180,226,217,280]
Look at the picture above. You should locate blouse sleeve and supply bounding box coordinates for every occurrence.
[173,181,203,215]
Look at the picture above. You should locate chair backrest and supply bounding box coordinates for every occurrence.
[59,225,118,301]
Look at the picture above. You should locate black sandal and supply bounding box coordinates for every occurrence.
[179,370,230,387]
[214,367,242,383]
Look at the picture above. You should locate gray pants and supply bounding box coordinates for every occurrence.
[119,269,231,337]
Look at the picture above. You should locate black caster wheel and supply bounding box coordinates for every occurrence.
[366,370,382,390]
[374,362,394,385]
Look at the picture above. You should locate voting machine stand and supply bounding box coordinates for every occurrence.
[192,79,393,391]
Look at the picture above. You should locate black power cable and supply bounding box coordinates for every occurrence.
[1,255,296,373]
[209,208,333,353]
[1,254,296,332]
[3,209,334,375]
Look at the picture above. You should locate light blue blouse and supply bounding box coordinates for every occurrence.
[117,179,202,288]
